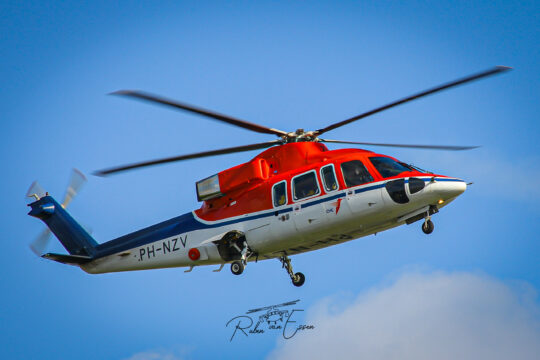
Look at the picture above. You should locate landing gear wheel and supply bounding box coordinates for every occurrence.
[292,272,305,287]
[422,219,434,234]
[279,255,306,287]
[230,261,244,275]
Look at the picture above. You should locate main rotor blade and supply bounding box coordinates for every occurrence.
[315,66,512,136]
[94,140,282,176]
[319,138,479,151]
[111,90,288,137]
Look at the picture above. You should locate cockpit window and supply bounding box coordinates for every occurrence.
[341,160,374,187]
[292,171,320,201]
[321,164,339,192]
[272,181,287,207]
[369,157,411,178]
[385,179,409,204]
[409,177,425,194]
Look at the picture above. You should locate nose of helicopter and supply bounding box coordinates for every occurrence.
[430,179,467,202]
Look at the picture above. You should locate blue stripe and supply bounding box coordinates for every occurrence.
[299,191,345,209]
[431,178,464,182]
[354,183,385,194]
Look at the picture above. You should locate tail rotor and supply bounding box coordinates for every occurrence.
[29,228,52,256]
[61,169,86,208]
[26,181,46,201]
[28,169,87,256]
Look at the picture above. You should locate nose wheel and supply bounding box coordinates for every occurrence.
[279,255,305,287]
[292,272,305,287]
[230,261,244,275]
[422,218,434,234]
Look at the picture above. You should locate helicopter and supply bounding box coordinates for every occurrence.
[27,66,510,286]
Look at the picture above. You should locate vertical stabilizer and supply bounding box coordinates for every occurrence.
[28,196,97,257]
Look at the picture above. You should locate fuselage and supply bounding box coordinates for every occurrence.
[81,142,466,274]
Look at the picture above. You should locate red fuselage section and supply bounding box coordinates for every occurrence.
[195,142,434,221]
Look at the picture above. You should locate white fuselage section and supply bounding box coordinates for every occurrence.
[82,177,466,274]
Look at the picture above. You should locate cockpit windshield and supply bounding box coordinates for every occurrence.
[369,156,411,178]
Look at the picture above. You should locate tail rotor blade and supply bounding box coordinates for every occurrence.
[29,228,51,256]
[29,169,89,256]
[62,169,87,208]
[26,181,46,201]
[82,224,93,235]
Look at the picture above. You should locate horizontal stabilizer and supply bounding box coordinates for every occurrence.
[42,253,93,266]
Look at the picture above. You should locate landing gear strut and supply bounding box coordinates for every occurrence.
[230,240,252,275]
[422,218,434,234]
[279,255,305,287]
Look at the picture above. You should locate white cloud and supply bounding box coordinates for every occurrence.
[267,272,540,360]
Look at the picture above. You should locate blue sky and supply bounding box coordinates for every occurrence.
[1,1,539,359]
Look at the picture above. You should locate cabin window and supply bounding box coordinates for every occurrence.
[341,160,373,187]
[272,181,287,207]
[369,156,411,178]
[292,171,320,201]
[409,177,425,194]
[321,164,339,192]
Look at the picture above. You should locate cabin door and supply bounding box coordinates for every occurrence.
[345,186,384,216]
[291,201,327,231]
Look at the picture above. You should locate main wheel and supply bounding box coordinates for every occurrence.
[292,272,305,287]
[230,261,244,275]
[422,219,434,234]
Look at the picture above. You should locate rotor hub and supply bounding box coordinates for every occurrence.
[282,129,319,143]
